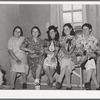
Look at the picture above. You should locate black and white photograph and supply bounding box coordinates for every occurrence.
[0,1,100,98]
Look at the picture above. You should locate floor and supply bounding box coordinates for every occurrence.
[14,81,97,90]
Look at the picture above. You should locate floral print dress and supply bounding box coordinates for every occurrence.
[58,35,76,71]
[81,35,98,72]
[21,37,44,78]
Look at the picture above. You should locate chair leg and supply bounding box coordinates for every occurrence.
[80,68,83,89]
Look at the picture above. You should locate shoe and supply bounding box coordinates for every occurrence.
[96,87,100,90]
[66,87,72,90]
[22,83,27,89]
[56,82,62,89]
[85,82,91,90]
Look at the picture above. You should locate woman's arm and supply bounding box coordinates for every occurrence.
[20,45,32,53]
[61,45,69,55]
[20,37,34,53]
[44,47,53,55]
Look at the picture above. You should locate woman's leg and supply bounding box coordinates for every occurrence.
[56,67,66,89]
[49,67,55,79]
[35,64,42,85]
[65,67,71,88]
[44,66,54,83]
[85,69,93,90]
[92,70,99,89]
[85,69,93,83]
[57,68,66,83]
[10,71,17,89]
[21,73,27,89]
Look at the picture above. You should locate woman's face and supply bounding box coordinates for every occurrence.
[14,28,21,38]
[82,26,91,36]
[64,26,72,36]
[49,29,56,40]
[32,28,39,38]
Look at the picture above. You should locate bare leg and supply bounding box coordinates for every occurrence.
[21,73,27,89]
[36,64,42,79]
[85,69,93,83]
[10,71,17,88]
[44,66,53,83]
[92,70,99,89]
[57,68,66,83]
[21,73,27,83]
[65,67,71,88]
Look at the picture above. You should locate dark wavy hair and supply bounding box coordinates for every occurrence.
[31,26,41,37]
[82,23,92,33]
[62,23,75,36]
[46,25,59,41]
[13,26,23,36]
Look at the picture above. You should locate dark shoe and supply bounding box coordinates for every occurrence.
[66,87,72,90]
[85,82,91,90]
[22,83,27,89]
[96,87,100,90]
[56,82,62,89]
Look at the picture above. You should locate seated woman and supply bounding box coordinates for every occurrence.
[43,25,60,87]
[73,30,85,67]
[8,26,28,89]
[20,26,44,89]
[56,23,76,90]
[80,23,100,90]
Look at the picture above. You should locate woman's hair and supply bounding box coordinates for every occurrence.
[31,26,41,37]
[82,23,92,30]
[82,23,92,34]
[46,25,59,41]
[13,26,23,36]
[62,23,75,36]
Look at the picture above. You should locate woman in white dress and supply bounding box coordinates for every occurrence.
[8,26,28,89]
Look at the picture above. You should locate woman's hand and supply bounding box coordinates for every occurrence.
[30,54,38,58]
[16,59,21,64]
[51,56,56,63]
[29,50,35,54]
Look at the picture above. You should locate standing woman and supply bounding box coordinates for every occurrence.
[8,26,28,89]
[43,25,60,86]
[81,23,100,90]
[56,23,76,89]
[20,26,44,89]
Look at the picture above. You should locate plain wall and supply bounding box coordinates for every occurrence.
[19,5,50,39]
[0,5,19,84]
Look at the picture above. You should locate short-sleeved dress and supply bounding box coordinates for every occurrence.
[58,35,76,72]
[82,35,98,73]
[43,40,60,69]
[21,37,44,78]
[73,35,85,63]
[8,36,28,74]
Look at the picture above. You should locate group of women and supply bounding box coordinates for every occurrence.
[7,23,100,90]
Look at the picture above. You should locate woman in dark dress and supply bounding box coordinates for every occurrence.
[20,26,44,89]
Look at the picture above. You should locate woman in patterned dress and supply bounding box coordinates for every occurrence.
[20,26,44,88]
[56,23,76,89]
[8,26,28,89]
[81,23,100,90]
[43,25,60,86]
